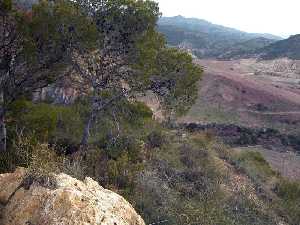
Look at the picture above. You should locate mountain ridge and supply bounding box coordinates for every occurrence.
[157,15,283,58]
[159,15,283,40]
[258,34,300,60]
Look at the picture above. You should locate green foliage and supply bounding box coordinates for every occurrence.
[131,132,230,225]
[127,102,153,122]
[130,132,299,225]
[146,130,166,149]
[2,0,90,95]
[6,2,296,225]
[276,179,300,200]
[0,0,12,12]
[75,0,160,52]
[0,133,64,176]
[218,147,300,225]
[133,28,166,80]
[225,192,277,225]
[260,34,300,60]
[135,41,203,117]
[27,143,65,177]
[24,0,98,62]
[275,179,300,224]
[233,151,277,182]
[156,48,203,116]
[105,134,141,160]
[8,100,84,147]
[107,151,143,191]
[5,98,151,189]
[0,0,96,152]
[134,26,203,117]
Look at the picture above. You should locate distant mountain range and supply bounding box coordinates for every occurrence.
[218,37,277,60]
[157,16,300,60]
[258,34,300,60]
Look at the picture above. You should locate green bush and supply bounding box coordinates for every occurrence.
[233,151,276,182]
[9,100,59,141]
[103,134,141,161]
[0,150,19,173]
[128,102,153,121]
[8,100,84,149]
[0,132,64,175]
[275,179,300,224]
[146,130,166,149]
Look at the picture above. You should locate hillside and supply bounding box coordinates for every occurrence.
[182,58,300,135]
[258,34,300,60]
[131,127,300,225]
[219,37,277,59]
[1,1,300,225]
[157,15,282,58]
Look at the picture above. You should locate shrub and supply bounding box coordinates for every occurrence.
[0,150,18,173]
[146,130,166,149]
[0,132,86,180]
[9,133,64,176]
[128,102,153,121]
[191,132,215,149]
[9,101,58,142]
[27,143,65,177]
[104,134,141,161]
[233,151,277,182]
[274,179,300,224]
[8,100,84,148]
[0,133,37,173]
[107,152,144,190]
[212,142,233,160]
[275,179,300,200]
[179,143,209,169]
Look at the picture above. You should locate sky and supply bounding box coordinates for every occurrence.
[155,0,300,38]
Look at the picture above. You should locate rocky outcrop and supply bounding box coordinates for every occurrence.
[33,85,80,105]
[32,76,81,105]
[0,168,145,225]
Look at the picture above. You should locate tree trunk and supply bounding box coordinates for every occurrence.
[0,108,6,152]
[80,109,95,150]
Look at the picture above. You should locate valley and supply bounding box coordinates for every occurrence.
[1,2,300,224]
[178,58,300,181]
[181,58,300,135]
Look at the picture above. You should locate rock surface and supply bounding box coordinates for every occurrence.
[0,168,145,225]
[0,167,26,204]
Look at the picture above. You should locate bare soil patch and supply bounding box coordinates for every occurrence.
[181,59,300,134]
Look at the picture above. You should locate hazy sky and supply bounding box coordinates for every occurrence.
[155,0,300,37]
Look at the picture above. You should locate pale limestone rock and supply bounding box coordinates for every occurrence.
[0,168,145,225]
[0,167,26,204]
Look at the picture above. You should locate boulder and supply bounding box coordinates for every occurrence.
[0,168,145,225]
[0,167,26,204]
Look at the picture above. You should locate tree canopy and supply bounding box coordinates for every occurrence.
[0,0,202,150]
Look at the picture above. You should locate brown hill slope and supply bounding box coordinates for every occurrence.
[180,59,300,135]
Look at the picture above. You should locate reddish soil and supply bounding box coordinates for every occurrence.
[184,59,300,180]
[197,59,300,106]
[183,59,300,132]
